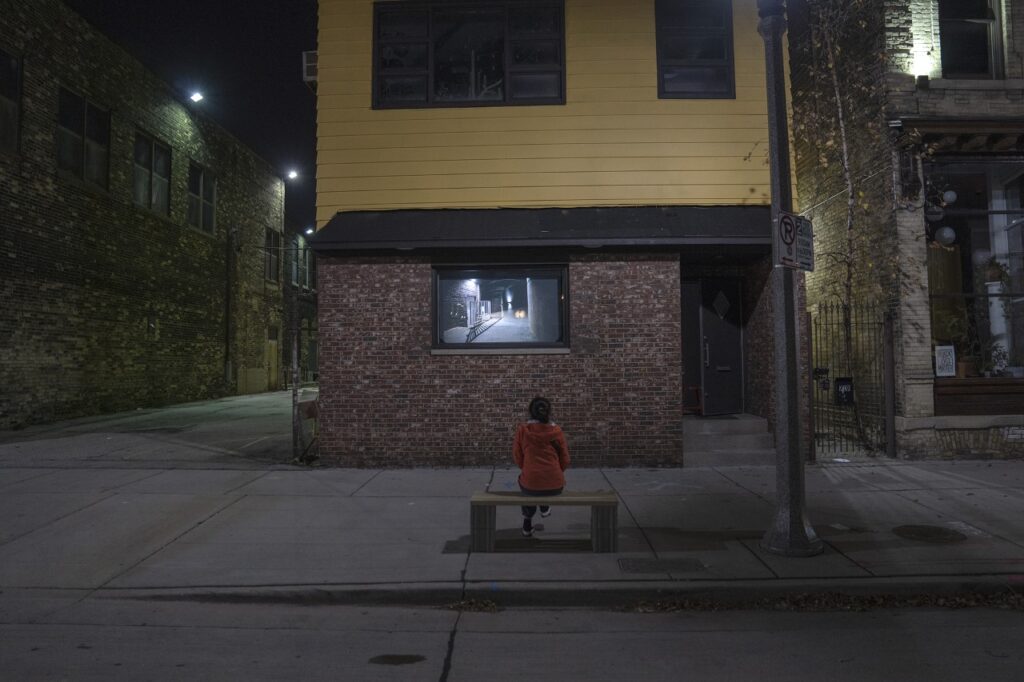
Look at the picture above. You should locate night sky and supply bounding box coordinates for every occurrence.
[63,0,318,228]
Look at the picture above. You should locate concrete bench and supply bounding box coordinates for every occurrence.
[470,491,619,553]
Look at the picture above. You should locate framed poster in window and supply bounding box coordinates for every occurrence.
[935,345,956,377]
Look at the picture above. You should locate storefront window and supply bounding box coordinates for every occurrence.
[926,161,1024,378]
[433,266,567,348]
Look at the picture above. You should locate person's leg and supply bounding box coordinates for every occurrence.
[521,505,537,536]
[520,481,561,522]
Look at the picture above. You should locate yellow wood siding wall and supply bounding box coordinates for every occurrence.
[316,0,772,223]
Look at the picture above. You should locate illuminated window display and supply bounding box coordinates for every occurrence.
[434,267,567,347]
[926,161,1024,378]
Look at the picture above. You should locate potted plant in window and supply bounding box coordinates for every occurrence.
[982,256,1011,286]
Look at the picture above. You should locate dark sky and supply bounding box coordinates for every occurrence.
[63,0,318,228]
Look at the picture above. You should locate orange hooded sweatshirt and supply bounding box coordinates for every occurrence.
[513,422,570,491]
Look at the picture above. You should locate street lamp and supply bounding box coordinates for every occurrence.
[287,169,299,180]
[189,91,204,103]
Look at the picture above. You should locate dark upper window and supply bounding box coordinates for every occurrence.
[655,0,735,99]
[133,132,171,215]
[304,245,315,290]
[265,229,281,282]
[0,48,20,154]
[56,87,110,187]
[290,235,301,285]
[188,163,216,232]
[939,0,1001,79]
[433,266,568,348]
[373,1,565,108]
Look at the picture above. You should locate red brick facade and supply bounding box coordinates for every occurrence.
[318,253,686,466]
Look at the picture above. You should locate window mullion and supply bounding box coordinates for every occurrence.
[503,4,511,104]
[427,7,435,105]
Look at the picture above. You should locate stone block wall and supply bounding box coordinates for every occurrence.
[900,418,1024,459]
[317,253,685,467]
[0,0,284,429]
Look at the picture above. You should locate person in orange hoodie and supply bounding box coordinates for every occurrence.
[513,397,570,537]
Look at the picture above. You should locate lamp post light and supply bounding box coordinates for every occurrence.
[189,91,203,103]
[287,169,299,180]
[757,0,822,557]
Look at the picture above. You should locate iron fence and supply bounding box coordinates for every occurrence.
[809,302,895,457]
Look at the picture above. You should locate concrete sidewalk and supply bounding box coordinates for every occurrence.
[2,453,1023,609]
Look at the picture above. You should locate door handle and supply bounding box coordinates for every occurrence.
[704,337,710,368]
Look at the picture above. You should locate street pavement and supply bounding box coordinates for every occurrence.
[1,392,1022,604]
[2,392,1023,679]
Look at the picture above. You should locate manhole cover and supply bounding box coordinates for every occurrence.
[891,525,967,544]
[618,558,706,573]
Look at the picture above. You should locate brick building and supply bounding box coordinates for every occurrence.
[310,0,803,467]
[789,0,1024,458]
[0,0,287,429]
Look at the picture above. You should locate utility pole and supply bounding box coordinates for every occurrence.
[291,274,301,461]
[757,0,822,557]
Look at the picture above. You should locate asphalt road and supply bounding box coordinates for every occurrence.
[0,392,304,466]
[1,598,1021,681]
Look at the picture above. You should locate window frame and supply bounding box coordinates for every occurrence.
[290,235,301,286]
[0,46,21,155]
[132,131,172,216]
[56,86,111,188]
[938,0,1003,79]
[187,161,216,233]
[265,229,282,283]
[372,0,566,110]
[303,244,315,291]
[924,159,1024,382]
[654,0,736,100]
[431,264,570,350]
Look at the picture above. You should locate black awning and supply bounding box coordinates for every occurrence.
[309,205,771,253]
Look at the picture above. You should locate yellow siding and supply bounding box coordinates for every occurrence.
[316,0,772,223]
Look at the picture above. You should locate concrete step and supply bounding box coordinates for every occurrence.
[683,431,775,451]
[684,448,776,467]
[683,414,769,436]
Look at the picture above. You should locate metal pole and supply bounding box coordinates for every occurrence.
[291,283,301,461]
[883,312,897,458]
[806,310,816,464]
[758,0,822,556]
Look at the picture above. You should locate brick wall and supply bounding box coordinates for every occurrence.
[317,253,685,467]
[0,0,284,429]
[789,0,923,423]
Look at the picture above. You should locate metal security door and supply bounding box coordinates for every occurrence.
[700,278,743,415]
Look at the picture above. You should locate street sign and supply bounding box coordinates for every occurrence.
[775,211,814,271]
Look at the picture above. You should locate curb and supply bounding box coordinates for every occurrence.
[94,574,1024,609]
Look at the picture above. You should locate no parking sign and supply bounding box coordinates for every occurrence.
[775,211,815,271]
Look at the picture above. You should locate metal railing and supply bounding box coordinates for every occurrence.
[809,302,895,457]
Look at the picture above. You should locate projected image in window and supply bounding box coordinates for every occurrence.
[437,272,563,345]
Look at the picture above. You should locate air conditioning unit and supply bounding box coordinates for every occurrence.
[302,51,318,83]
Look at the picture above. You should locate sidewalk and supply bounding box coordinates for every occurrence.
[2,454,1023,608]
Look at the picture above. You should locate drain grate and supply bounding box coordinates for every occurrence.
[891,525,967,544]
[618,558,706,574]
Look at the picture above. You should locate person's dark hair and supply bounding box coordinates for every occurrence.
[528,397,552,423]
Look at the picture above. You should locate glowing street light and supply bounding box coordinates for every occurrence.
[287,169,299,180]
[304,227,314,235]
[189,92,204,103]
